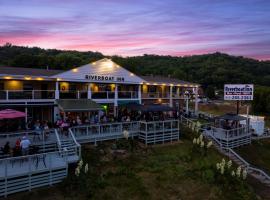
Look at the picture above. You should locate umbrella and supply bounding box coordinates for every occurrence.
[0,109,26,120]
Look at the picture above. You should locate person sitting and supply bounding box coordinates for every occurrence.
[12,138,21,157]
[20,136,31,156]
[2,142,10,155]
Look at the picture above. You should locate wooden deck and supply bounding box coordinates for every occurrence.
[0,120,180,197]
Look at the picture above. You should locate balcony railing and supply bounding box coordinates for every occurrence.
[92,91,115,99]
[118,91,138,99]
[0,90,55,100]
[142,92,185,99]
[0,90,139,101]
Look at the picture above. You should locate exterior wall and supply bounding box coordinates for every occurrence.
[4,80,23,90]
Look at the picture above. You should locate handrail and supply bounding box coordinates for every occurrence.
[54,129,62,153]
[248,167,270,180]
[227,148,250,167]
[68,128,81,159]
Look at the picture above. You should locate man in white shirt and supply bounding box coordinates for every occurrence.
[20,136,31,155]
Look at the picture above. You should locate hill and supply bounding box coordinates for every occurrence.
[1,43,270,89]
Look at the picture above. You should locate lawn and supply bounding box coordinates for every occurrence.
[8,128,260,200]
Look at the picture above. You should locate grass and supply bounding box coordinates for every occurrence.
[8,131,260,200]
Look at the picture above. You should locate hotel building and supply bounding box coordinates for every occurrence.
[0,58,199,122]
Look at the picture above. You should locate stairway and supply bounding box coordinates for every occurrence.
[180,119,270,187]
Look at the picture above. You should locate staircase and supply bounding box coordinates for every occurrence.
[205,132,270,186]
[179,116,270,186]
[54,129,81,164]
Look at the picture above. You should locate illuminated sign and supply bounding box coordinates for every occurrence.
[224,84,254,100]
[85,75,125,82]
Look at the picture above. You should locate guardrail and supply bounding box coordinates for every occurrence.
[0,90,55,100]
[0,151,68,197]
[54,129,62,153]
[179,117,270,184]
[69,129,82,159]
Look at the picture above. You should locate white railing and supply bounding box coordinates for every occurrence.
[70,121,140,141]
[0,90,140,100]
[68,129,82,159]
[54,129,62,152]
[227,148,250,167]
[180,119,270,184]
[211,126,251,141]
[118,91,138,99]
[0,129,56,148]
[0,90,55,100]
[0,151,68,197]
[142,92,169,99]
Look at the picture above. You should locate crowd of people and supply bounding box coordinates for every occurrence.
[0,109,181,158]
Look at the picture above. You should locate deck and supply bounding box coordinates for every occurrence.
[0,119,180,197]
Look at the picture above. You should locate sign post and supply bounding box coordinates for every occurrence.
[224,84,254,114]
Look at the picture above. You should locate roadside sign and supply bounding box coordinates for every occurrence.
[224,84,254,100]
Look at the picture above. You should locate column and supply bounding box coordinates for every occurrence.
[55,81,59,99]
[138,85,142,104]
[87,83,92,99]
[169,85,173,107]
[25,103,28,124]
[114,84,118,117]
[194,86,199,116]
[185,91,189,115]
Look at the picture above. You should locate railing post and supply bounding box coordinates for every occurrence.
[6,90,9,100]
[28,156,31,191]
[55,81,59,99]
[4,159,7,197]
[77,91,80,99]
[49,154,52,186]
[32,90,35,99]
[87,84,92,99]
[138,85,142,104]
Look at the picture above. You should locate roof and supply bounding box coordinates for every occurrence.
[140,75,198,87]
[51,58,145,84]
[0,66,63,77]
[215,113,247,121]
[56,99,102,112]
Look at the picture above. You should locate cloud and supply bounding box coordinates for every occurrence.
[0,0,269,60]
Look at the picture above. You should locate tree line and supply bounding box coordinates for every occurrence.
[1,43,270,114]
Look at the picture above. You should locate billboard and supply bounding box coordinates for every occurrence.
[224,84,254,100]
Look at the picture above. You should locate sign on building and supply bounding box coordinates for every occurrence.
[224,84,254,100]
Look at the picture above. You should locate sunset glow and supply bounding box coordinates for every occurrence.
[0,0,269,60]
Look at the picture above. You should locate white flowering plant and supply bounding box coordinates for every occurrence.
[214,158,248,189]
[191,134,213,156]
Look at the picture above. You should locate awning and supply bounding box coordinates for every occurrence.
[56,99,102,112]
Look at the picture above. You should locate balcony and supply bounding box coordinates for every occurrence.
[0,90,139,102]
[0,90,55,101]
[142,92,185,99]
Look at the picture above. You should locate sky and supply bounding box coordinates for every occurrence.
[0,0,270,60]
